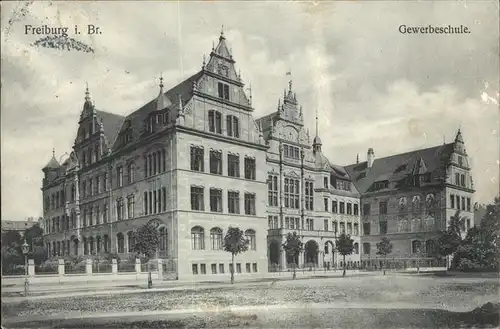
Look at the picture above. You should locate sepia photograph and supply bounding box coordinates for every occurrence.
[1,1,499,328]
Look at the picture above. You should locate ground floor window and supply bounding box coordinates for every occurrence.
[192,264,198,275]
[200,264,206,274]
[219,264,225,274]
[211,264,217,274]
[246,263,251,273]
[236,263,242,273]
[252,263,257,272]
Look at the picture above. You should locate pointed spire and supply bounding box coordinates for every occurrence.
[315,108,319,137]
[52,148,55,157]
[43,148,61,170]
[356,153,359,164]
[289,80,293,92]
[156,73,171,111]
[220,25,225,40]
[84,82,91,102]
[202,54,206,69]
[159,73,164,90]
[455,127,464,143]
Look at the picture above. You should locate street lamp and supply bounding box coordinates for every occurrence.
[21,239,29,296]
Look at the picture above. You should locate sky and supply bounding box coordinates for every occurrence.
[1,1,499,221]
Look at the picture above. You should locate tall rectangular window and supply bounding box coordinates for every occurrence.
[466,197,471,211]
[103,173,108,192]
[209,150,222,175]
[127,195,135,219]
[190,147,204,172]
[244,157,256,180]
[450,194,455,208]
[354,204,359,216]
[460,174,465,187]
[284,178,299,209]
[379,221,387,234]
[363,204,371,216]
[218,82,229,100]
[190,187,204,211]
[208,110,222,134]
[323,177,328,188]
[116,198,124,220]
[339,202,345,214]
[332,200,338,213]
[306,218,314,231]
[127,162,135,184]
[244,193,256,215]
[455,173,460,185]
[363,222,371,235]
[324,219,329,231]
[347,203,352,215]
[379,201,388,215]
[461,197,465,211]
[226,115,240,138]
[228,191,240,214]
[227,154,240,177]
[324,198,329,211]
[117,166,123,187]
[305,181,314,210]
[268,175,278,207]
[210,188,222,212]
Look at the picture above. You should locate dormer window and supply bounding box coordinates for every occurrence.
[373,180,389,190]
[218,82,230,100]
[457,156,463,167]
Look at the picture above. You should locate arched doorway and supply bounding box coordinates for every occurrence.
[304,240,319,265]
[324,240,335,269]
[73,238,79,256]
[269,240,280,266]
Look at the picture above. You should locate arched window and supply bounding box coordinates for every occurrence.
[126,162,134,184]
[117,233,125,253]
[354,242,359,254]
[94,144,99,163]
[57,241,61,256]
[245,229,256,250]
[425,240,434,255]
[363,242,370,255]
[210,227,223,250]
[159,227,167,251]
[412,240,421,254]
[127,231,135,253]
[191,226,205,250]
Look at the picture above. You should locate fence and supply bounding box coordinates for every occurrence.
[64,262,86,274]
[118,262,136,273]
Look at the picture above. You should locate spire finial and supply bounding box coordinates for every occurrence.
[212,40,215,51]
[52,148,55,157]
[315,107,319,137]
[202,54,206,69]
[249,82,252,104]
[159,73,164,90]
[220,25,225,39]
[356,153,359,164]
[289,80,292,92]
[85,82,90,101]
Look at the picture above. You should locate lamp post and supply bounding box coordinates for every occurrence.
[21,240,29,296]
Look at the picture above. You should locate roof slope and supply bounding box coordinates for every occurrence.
[344,143,454,194]
[95,110,126,147]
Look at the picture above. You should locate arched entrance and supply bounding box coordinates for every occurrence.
[304,240,319,265]
[269,240,280,266]
[324,240,335,268]
[72,238,79,256]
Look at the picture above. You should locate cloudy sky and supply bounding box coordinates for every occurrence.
[1,1,499,221]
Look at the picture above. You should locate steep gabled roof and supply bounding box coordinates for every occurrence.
[43,155,61,170]
[112,71,203,150]
[344,143,455,194]
[95,110,126,147]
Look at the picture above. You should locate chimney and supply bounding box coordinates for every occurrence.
[367,148,375,168]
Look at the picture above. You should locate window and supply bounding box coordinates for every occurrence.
[116,198,124,220]
[191,187,204,211]
[103,173,108,192]
[324,219,329,231]
[332,200,338,213]
[82,181,87,198]
[363,204,371,216]
[306,218,314,231]
[455,173,460,185]
[354,223,359,235]
[379,221,387,234]
[208,110,222,134]
[379,201,388,214]
[209,150,222,175]
[244,157,256,180]
[191,226,205,250]
[456,195,460,210]
[324,198,329,211]
[305,181,314,210]
[127,195,135,219]
[201,264,208,274]
[354,204,359,216]
[236,263,242,273]
[347,203,352,215]
[246,263,251,273]
[103,204,108,223]
[268,215,279,229]
[324,177,328,188]
[466,218,471,229]
[252,263,257,272]
[461,197,465,211]
[228,154,240,177]
[268,175,279,207]
[127,231,135,252]
[283,144,300,159]
[228,191,240,214]
[284,178,299,209]
[466,197,471,211]
[246,229,256,250]
[210,227,223,250]
[339,202,345,214]
[354,243,359,254]
[460,174,465,187]
[226,115,240,138]
[332,221,338,233]
[211,264,217,274]
[347,223,352,235]
[127,162,134,184]
[117,166,123,187]
[209,188,222,212]
[190,147,204,172]
[217,82,230,100]
[159,227,167,251]
[363,222,371,235]
[117,233,124,253]
[192,264,198,275]
[412,240,421,254]
[219,264,225,274]
[95,177,100,194]
[363,243,370,255]
[458,155,463,167]
[244,193,256,215]
[450,194,455,208]
[340,222,345,234]
[95,206,100,225]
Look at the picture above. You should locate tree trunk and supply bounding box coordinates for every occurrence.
[383,255,386,275]
[231,253,235,284]
[293,261,296,280]
[342,255,346,277]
